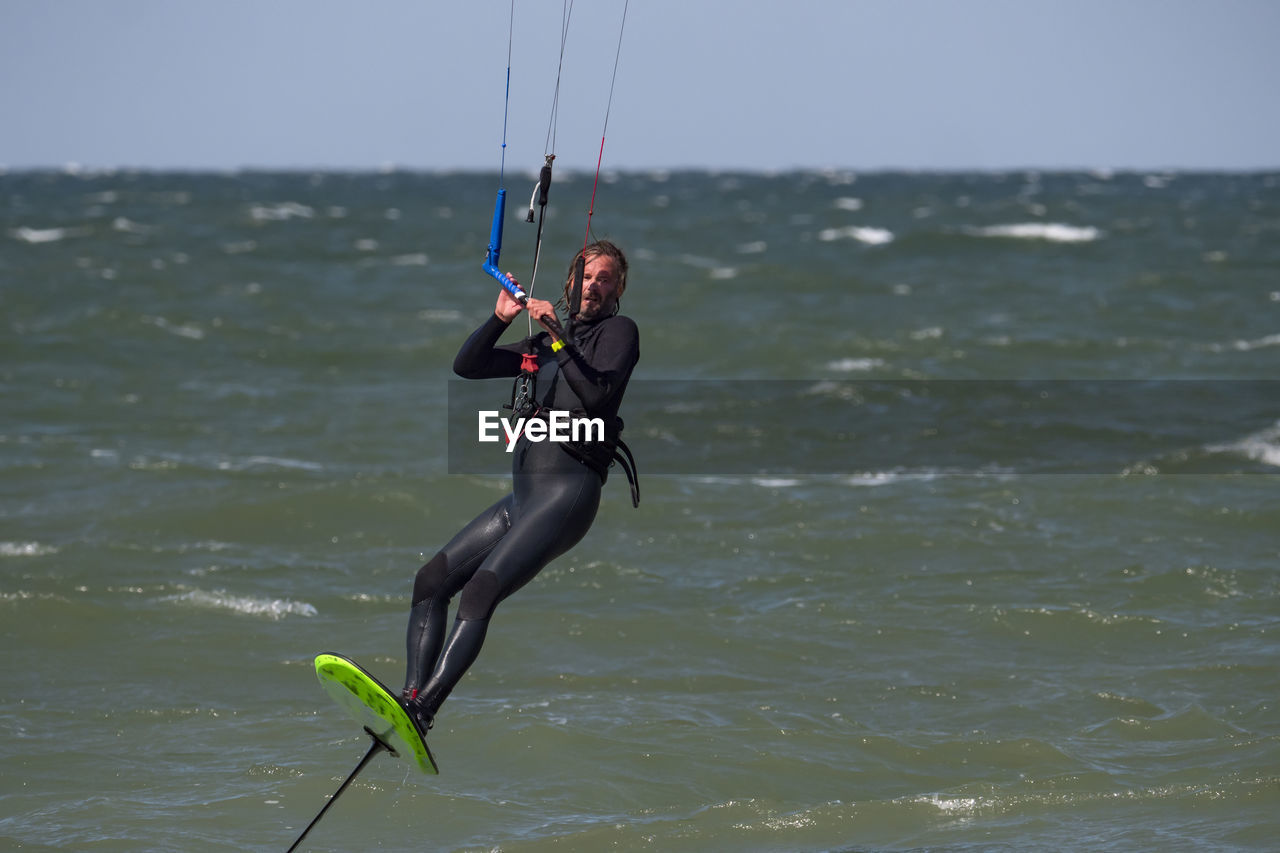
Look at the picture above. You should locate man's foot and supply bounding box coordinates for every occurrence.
[399,691,433,735]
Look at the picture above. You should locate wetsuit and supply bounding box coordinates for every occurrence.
[403,310,639,726]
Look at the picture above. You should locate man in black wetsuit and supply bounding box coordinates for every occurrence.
[401,240,639,733]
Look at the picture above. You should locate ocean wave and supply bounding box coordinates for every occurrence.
[963,222,1102,243]
[818,225,894,245]
[1206,332,1280,353]
[844,465,1024,485]
[177,380,277,399]
[161,588,317,620]
[112,217,152,234]
[846,469,942,486]
[1081,704,1248,740]
[248,201,315,221]
[216,455,325,472]
[142,315,206,340]
[221,239,257,254]
[1205,420,1280,467]
[906,776,1250,819]
[1,589,71,603]
[0,541,59,557]
[989,604,1164,630]
[681,467,1017,488]
[686,475,801,488]
[417,308,465,322]
[671,252,742,280]
[9,226,83,244]
[126,452,323,473]
[825,357,887,372]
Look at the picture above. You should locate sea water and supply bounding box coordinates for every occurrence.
[2,169,1277,851]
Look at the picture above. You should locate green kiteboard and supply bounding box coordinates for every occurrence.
[287,655,438,851]
[314,653,438,775]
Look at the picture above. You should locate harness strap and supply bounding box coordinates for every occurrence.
[554,415,640,508]
[613,436,640,508]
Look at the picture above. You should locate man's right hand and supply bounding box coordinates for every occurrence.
[494,274,524,322]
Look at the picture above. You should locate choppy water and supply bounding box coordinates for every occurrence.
[2,169,1278,851]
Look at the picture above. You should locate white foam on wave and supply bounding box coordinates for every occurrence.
[818,225,894,245]
[689,472,946,488]
[683,469,1017,489]
[825,357,887,372]
[249,202,315,222]
[0,541,59,557]
[126,451,323,473]
[1207,332,1280,353]
[143,315,205,340]
[112,217,151,234]
[10,226,74,244]
[847,466,1016,486]
[846,470,940,487]
[1206,421,1280,467]
[687,476,801,488]
[966,222,1102,243]
[217,455,325,472]
[833,197,864,211]
[163,589,318,620]
[912,792,989,816]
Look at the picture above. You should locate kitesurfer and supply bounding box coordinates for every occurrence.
[401,240,639,732]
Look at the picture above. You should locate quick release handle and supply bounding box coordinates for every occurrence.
[526,161,555,223]
[538,164,552,207]
[481,188,528,304]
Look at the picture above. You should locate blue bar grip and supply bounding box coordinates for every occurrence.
[480,189,528,304]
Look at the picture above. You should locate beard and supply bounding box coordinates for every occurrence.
[575,292,613,321]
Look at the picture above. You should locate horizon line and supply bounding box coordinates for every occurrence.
[4,162,1279,178]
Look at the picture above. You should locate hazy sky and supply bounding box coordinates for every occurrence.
[3,0,1278,172]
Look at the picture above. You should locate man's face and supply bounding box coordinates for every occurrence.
[576,255,622,321]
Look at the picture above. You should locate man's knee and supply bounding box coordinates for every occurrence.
[412,552,449,605]
[457,570,502,621]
